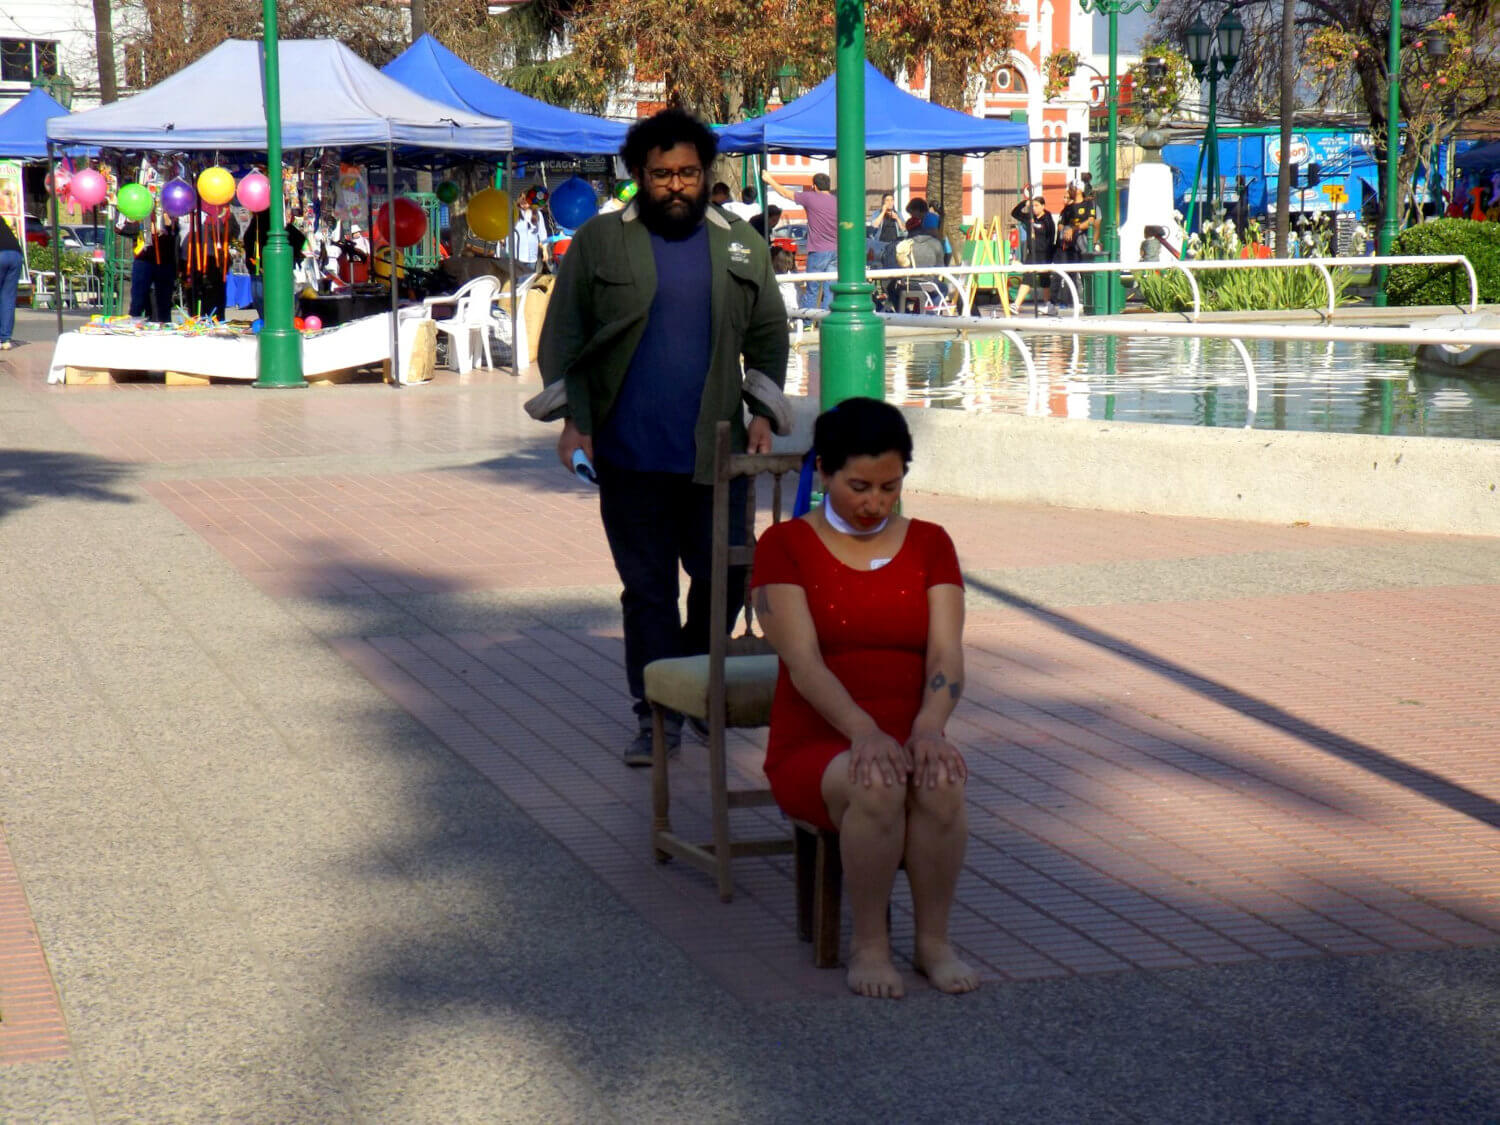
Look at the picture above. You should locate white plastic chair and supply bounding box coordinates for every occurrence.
[31,270,74,310]
[432,275,501,372]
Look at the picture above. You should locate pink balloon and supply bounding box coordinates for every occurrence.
[303,315,322,331]
[70,168,108,209]
[236,171,272,212]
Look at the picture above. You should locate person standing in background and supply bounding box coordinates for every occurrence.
[0,213,21,350]
[762,168,837,309]
[511,196,549,275]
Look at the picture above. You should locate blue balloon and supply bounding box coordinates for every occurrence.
[250,318,264,334]
[549,176,598,230]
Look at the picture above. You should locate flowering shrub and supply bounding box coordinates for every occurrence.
[1043,50,1079,101]
[1134,216,1357,312]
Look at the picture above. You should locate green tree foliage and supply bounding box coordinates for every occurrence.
[1387,219,1500,305]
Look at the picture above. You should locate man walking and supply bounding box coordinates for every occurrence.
[533,109,790,765]
[762,167,836,309]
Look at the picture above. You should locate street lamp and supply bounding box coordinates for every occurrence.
[1373,0,1402,306]
[253,0,306,388]
[1183,8,1243,226]
[1078,0,1162,315]
[34,69,75,109]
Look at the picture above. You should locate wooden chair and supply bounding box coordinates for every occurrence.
[794,820,844,967]
[644,421,805,902]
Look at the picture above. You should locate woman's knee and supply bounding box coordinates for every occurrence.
[845,777,908,829]
[909,776,967,827]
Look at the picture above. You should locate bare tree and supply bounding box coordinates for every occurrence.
[92,0,120,102]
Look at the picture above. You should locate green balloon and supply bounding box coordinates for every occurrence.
[116,182,154,221]
[435,180,460,204]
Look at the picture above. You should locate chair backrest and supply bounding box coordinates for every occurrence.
[708,420,807,678]
[461,277,500,326]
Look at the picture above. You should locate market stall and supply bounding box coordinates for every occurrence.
[44,38,513,385]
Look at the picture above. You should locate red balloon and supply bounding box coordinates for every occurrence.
[372,197,428,248]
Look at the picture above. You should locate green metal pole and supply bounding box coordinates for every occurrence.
[46,142,62,333]
[1374,0,1401,308]
[254,0,306,388]
[1205,67,1219,224]
[1102,6,1122,315]
[819,0,884,407]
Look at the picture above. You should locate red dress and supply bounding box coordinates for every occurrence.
[750,517,964,830]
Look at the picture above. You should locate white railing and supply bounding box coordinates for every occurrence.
[781,253,1480,323]
[787,307,1500,428]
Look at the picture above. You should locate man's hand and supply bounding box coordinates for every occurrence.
[556,417,592,470]
[747,415,773,454]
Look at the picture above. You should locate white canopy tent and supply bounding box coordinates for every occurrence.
[44,38,514,384]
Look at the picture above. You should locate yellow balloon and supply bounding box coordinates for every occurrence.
[197,166,237,207]
[466,188,512,242]
[372,246,406,280]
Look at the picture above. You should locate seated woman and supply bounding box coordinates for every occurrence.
[751,398,976,999]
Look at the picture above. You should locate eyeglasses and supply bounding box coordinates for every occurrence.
[646,166,703,185]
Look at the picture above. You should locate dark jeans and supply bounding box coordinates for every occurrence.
[596,458,748,720]
[185,271,226,320]
[0,248,21,342]
[129,257,177,321]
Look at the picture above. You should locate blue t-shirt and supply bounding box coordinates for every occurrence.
[595,223,712,474]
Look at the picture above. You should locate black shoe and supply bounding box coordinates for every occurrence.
[623,717,681,767]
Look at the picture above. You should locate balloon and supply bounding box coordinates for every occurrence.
[303,315,323,331]
[197,166,236,207]
[372,246,406,280]
[549,176,599,230]
[70,168,108,209]
[293,317,306,330]
[46,169,71,196]
[435,180,460,204]
[116,183,154,221]
[236,172,271,212]
[250,318,264,334]
[527,186,549,206]
[614,180,638,202]
[465,188,511,241]
[372,197,427,248]
[160,178,197,218]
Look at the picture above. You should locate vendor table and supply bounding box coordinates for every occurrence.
[298,291,393,327]
[47,310,431,385]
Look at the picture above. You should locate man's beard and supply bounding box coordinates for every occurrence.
[636,181,710,238]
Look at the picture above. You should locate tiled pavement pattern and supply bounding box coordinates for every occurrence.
[0,827,68,1064]
[5,314,1500,1117]
[129,397,1500,1001]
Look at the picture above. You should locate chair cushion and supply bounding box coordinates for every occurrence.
[643,653,779,726]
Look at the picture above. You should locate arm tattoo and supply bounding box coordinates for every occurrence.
[930,672,962,701]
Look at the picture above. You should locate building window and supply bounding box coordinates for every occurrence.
[1,39,60,83]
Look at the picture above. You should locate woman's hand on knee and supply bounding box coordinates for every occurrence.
[907,731,967,789]
[848,728,912,789]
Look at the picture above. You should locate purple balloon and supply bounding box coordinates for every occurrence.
[161,178,197,219]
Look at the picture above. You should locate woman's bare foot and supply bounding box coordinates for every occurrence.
[847,945,904,999]
[914,939,980,994]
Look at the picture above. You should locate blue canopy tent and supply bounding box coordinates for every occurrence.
[715,63,1028,155]
[0,87,93,159]
[382,35,627,159]
[1457,140,1500,170]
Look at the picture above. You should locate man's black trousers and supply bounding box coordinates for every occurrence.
[596,459,747,720]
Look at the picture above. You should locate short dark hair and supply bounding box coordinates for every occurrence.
[771,246,794,272]
[712,181,731,197]
[814,397,912,474]
[811,172,832,192]
[741,186,756,203]
[621,108,717,174]
[767,205,783,223]
[905,197,928,216]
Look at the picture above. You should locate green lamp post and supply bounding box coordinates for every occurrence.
[1373,0,1402,308]
[1183,9,1243,226]
[819,0,883,408]
[1078,0,1160,315]
[253,0,306,388]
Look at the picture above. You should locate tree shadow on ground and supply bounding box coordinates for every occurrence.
[0,448,135,521]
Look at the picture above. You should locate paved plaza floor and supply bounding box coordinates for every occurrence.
[3,310,1500,1121]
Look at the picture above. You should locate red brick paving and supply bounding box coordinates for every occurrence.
[17,349,1500,1003]
[0,827,69,1064]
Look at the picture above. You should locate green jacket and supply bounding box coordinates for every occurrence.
[536,198,790,484]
